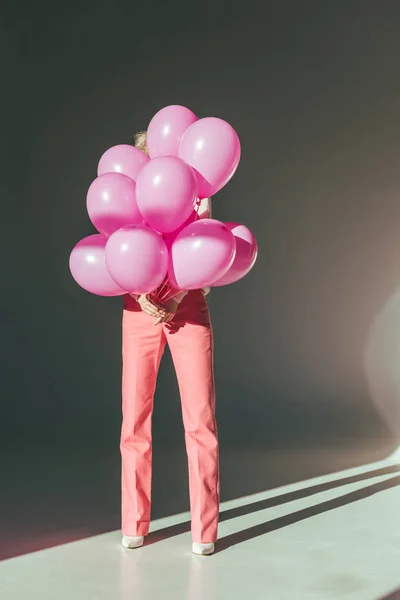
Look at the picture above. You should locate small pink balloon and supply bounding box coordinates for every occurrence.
[97,144,150,182]
[169,219,236,290]
[178,117,241,198]
[136,156,198,234]
[212,223,258,286]
[105,225,168,294]
[69,234,126,296]
[86,173,142,236]
[147,105,198,158]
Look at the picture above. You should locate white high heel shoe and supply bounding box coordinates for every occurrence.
[192,542,215,555]
[121,535,144,549]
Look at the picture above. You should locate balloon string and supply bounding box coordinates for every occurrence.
[195,199,201,220]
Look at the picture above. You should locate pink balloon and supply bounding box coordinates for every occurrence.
[86,173,142,236]
[136,156,198,234]
[105,225,168,294]
[212,223,258,286]
[178,117,241,198]
[163,209,198,250]
[169,219,236,290]
[147,105,198,158]
[69,234,126,296]
[97,144,150,182]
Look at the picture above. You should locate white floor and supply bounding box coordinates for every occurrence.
[1,454,400,600]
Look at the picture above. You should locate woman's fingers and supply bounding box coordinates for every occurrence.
[139,296,166,318]
[141,303,159,317]
[137,294,178,324]
[153,314,165,326]
[153,312,175,326]
[146,303,163,317]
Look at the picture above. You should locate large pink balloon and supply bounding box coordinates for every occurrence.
[97,144,150,181]
[169,219,236,290]
[212,223,258,286]
[178,117,241,198]
[105,225,168,294]
[136,156,198,234]
[86,173,142,236]
[147,105,198,158]
[69,234,126,296]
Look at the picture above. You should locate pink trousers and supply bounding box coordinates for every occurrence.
[120,290,219,543]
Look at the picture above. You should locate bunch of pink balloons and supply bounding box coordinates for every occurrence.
[69,105,257,298]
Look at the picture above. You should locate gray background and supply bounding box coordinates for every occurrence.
[2,0,400,559]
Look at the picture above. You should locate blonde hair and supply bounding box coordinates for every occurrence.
[134,131,148,155]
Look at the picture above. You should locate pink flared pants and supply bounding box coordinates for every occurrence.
[120,290,219,543]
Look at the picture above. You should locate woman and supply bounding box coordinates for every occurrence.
[120,131,219,556]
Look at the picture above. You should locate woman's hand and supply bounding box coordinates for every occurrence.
[137,294,167,319]
[153,298,179,326]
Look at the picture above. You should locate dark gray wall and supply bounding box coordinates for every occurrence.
[3,0,400,557]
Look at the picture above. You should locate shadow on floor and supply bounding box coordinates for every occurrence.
[216,474,400,552]
[143,464,400,549]
[380,588,400,599]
